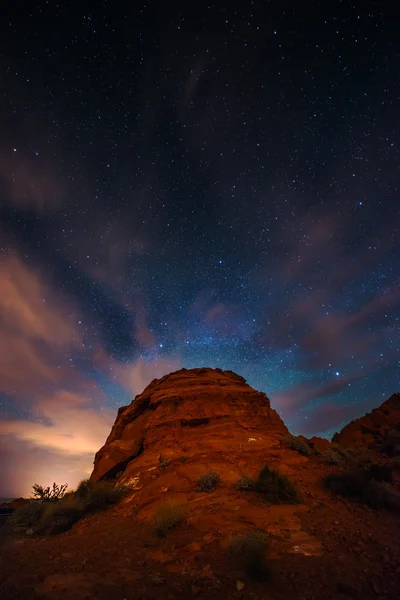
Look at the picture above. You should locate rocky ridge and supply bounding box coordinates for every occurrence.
[333,393,400,450]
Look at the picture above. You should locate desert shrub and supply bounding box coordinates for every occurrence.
[256,465,300,504]
[235,476,254,491]
[320,450,344,466]
[11,479,127,535]
[152,500,187,537]
[8,502,44,528]
[381,430,400,455]
[32,482,68,502]
[197,471,221,492]
[324,467,400,511]
[75,479,127,512]
[283,434,311,456]
[37,496,83,535]
[159,457,170,468]
[178,456,188,463]
[229,530,271,581]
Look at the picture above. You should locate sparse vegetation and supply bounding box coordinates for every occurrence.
[235,476,254,491]
[381,429,400,455]
[9,502,44,528]
[9,479,127,535]
[324,465,400,511]
[74,479,127,511]
[197,471,221,492]
[229,530,271,581]
[37,495,83,534]
[320,449,344,466]
[159,456,170,468]
[283,434,311,456]
[152,500,187,537]
[32,482,68,502]
[256,465,300,504]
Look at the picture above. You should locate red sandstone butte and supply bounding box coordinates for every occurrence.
[91,367,289,492]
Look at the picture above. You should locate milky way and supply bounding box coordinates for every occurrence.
[0,2,399,495]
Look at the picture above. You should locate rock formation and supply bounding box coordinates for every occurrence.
[91,367,289,490]
[333,393,400,450]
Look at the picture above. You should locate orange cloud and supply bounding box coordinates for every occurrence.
[0,390,114,456]
[0,253,83,396]
[0,389,115,497]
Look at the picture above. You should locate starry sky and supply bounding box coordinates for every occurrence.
[0,1,399,496]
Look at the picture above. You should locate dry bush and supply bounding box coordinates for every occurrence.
[235,476,254,491]
[229,530,271,581]
[319,449,344,466]
[283,434,311,456]
[324,466,400,511]
[75,479,127,511]
[256,465,300,504]
[197,471,221,492]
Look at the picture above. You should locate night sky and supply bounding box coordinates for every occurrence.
[1,2,399,496]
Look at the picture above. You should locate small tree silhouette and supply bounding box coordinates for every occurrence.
[32,482,68,502]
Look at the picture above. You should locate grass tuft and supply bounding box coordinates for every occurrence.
[152,500,187,537]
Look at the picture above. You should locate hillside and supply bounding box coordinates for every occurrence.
[1,368,399,600]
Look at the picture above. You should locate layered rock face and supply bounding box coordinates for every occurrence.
[91,367,289,496]
[333,393,400,449]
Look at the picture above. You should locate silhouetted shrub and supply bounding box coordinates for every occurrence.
[283,434,311,456]
[324,467,400,511]
[197,471,221,492]
[10,479,127,535]
[235,476,254,491]
[32,482,68,502]
[152,500,187,537]
[229,530,271,581]
[256,465,300,504]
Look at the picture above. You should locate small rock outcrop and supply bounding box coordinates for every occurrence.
[333,393,400,450]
